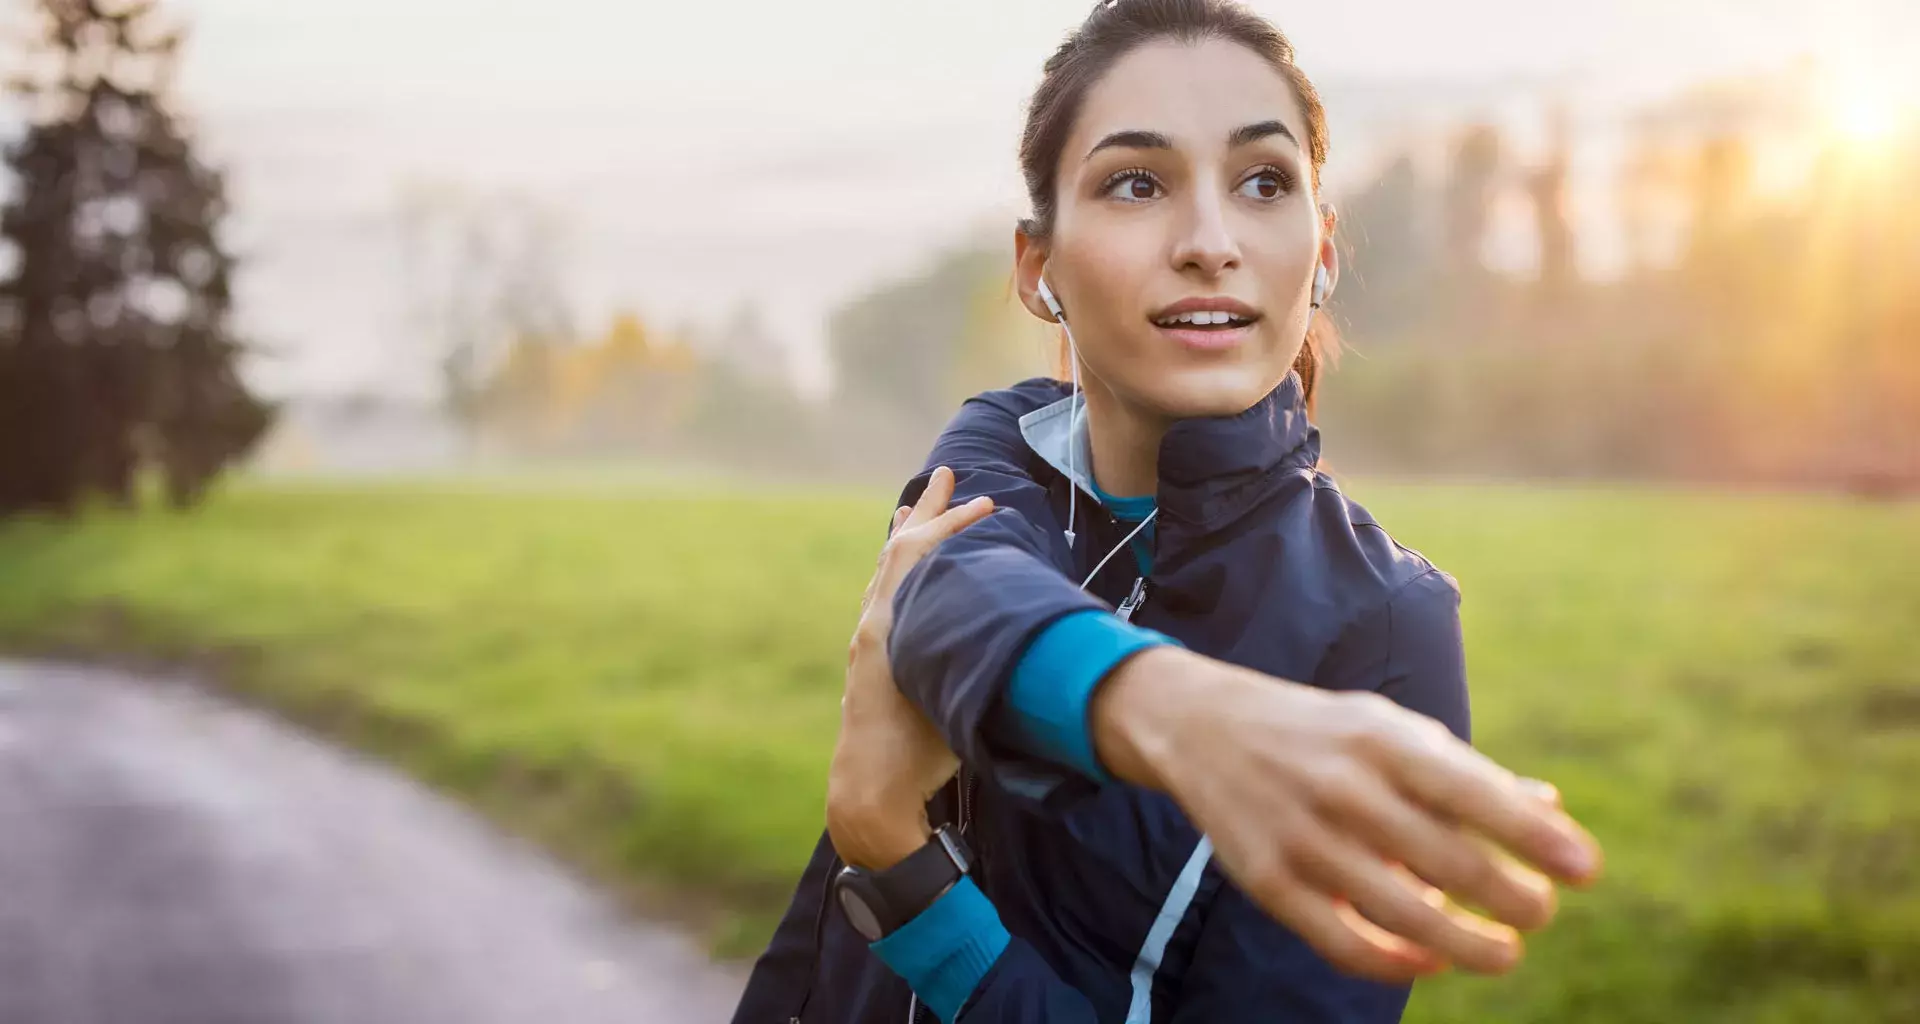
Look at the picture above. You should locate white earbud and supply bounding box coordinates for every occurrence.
[1310,262,1330,310]
[1037,278,1066,323]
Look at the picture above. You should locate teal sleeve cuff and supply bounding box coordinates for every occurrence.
[1007,609,1178,783]
[869,876,1010,1023]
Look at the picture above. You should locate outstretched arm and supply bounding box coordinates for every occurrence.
[873,383,1604,983]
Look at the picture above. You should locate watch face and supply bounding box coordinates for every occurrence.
[837,883,885,942]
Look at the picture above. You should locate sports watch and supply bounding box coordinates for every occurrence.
[833,826,974,942]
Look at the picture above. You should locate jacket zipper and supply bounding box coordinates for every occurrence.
[789,849,839,1024]
[960,768,979,834]
[1116,575,1149,622]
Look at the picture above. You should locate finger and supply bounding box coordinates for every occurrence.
[864,506,918,615]
[1390,739,1601,886]
[904,466,956,530]
[918,495,994,545]
[874,471,993,606]
[1262,876,1445,984]
[887,497,994,572]
[870,495,994,605]
[1292,823,1523,975]
[1520,777,1562,810]
[861,519,903,612]
[1326,772,1558,931]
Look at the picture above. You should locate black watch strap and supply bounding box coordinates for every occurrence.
[881,827,971,919]
[835,827,972,940]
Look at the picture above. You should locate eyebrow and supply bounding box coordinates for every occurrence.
[1084,119,1299,162]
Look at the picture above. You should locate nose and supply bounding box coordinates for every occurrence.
[1169,187,1242,279]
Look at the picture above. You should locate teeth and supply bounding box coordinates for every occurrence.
[1155,310,1250,327]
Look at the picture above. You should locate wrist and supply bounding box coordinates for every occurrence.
[827,796,932,871]
[1090,646,1230,792]
[861,821,934,872]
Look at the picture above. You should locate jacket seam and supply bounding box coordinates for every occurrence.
[1333,566,1446,688]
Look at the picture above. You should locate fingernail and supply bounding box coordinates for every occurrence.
[1556,833,1596,878]
[1492,933,1523,970]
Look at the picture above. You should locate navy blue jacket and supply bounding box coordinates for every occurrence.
[732,372,1469,1023]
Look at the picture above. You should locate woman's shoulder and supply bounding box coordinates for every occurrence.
[1297,470,1460,614]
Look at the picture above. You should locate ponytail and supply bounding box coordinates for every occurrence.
[1294,317,1339,419]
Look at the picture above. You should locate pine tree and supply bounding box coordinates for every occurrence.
[0,0,269,516]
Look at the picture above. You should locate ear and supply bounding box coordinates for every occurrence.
[1317,202,1341,296]
[1013,227,1057,323]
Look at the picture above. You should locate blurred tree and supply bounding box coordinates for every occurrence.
[0,0,268,516]
[1526,108,1576,299]
[478,328,567,447]
[591,310,696,446]
[949,261,1053,410]
[393,185,573,450]
[1442,123,1504,282]
[1681,135,1755,294]
[516,309,698,453]
[1617,116,1685,277]
[678,356,826,472]
[829,244,989,434]
[708,300,792,388]
[472,300,837,472]
[1334,151,1435,339]
[829,238,1047,445]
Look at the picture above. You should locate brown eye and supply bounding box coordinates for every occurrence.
[1103,169,1163,202]
[1238,168,1293,200]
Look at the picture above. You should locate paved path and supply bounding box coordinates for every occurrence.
[0,660,748,1024]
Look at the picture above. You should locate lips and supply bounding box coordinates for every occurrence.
[1149,296,1262,327]
[1149,297,1262,351]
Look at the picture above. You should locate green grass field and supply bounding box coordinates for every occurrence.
[1,478,1916,1022]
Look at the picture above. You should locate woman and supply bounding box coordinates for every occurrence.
[734,2,1601,1021]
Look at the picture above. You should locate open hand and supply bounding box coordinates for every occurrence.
[1093,648,1602,982]
[825,467,993,870]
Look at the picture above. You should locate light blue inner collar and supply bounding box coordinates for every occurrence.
[1017,395,1093,495]
[1018,395,1156,518]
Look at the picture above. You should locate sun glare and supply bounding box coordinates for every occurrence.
[1820,69,1911,151]
[1834,93,1900,144]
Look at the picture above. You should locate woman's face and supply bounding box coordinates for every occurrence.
[1017,38,1335,421]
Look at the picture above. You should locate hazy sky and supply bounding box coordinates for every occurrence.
[16,0,1920,397]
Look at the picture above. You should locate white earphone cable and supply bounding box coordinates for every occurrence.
[1064,319,1082,549]
[1080,508,1158,591]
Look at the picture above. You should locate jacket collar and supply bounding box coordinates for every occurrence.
[1016,393,1099,497]
[1018,372,1321,561]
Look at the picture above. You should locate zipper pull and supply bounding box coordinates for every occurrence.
[1116,576,1148,622]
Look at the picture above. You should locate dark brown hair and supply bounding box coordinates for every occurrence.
[1016,0,1337,415]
